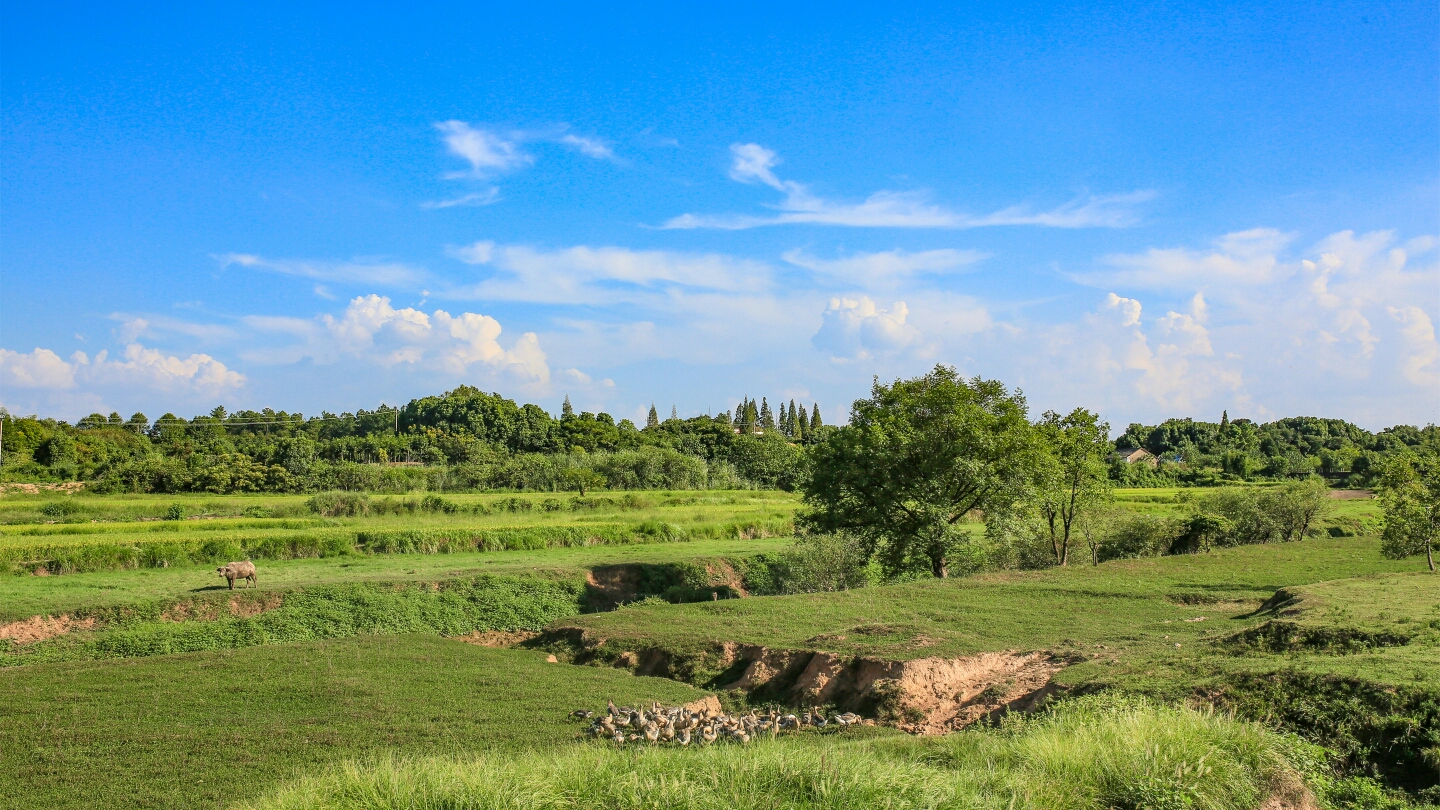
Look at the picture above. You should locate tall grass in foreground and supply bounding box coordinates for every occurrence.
[243,697,1314,810]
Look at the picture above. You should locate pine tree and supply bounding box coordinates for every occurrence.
[733,402,744,427]
[562,395,574,419]
[646,403,659,428]
[759,398,774,432]
[798,401,810,438]
[811,403,823,431]
[1220,410,1229,430]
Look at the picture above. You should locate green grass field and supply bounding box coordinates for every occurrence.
[0,487,1433,809]
[0,636,708,809]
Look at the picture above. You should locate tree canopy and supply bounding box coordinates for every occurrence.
[801,365,1038,578]
[1379,455,1439,572]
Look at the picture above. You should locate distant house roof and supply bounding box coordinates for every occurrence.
[1117,448,1156,464]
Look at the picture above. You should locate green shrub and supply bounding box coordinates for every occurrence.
[1100,513,1184,561]
[306,491,370,517]
[776,532,874,593]
[40,500,81,517]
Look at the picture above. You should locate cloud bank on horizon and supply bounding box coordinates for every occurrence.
[2,4,1436,430]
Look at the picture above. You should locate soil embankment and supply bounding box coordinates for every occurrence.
[533,627,1067,734]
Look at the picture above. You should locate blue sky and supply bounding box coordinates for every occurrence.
[2,2,1437,429]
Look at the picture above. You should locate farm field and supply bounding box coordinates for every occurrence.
[0,487,1433,809]
[0,489,801,578]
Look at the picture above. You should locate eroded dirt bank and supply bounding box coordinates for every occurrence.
[1,591,287,646]
[533,628,1067,734]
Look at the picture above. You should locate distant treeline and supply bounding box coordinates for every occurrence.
[0,386,1434,494]
[1112,412,1439,487]
[0,387,822,494]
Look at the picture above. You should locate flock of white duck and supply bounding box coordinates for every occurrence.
[575,700,866,745]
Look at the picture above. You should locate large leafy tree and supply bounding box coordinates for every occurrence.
[802,365,1038,578]
[1035,408,1112,566]
[1379,455,1438,572]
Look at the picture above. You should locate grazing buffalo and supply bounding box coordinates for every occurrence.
[216,561,257,590]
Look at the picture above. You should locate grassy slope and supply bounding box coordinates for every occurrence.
[0,635,708,810]
[554,538,1421,667]
[0,535,792,621]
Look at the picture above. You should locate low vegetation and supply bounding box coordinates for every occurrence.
[242,696,1324,810]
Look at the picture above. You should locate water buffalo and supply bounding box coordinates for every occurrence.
[216,560,257,590]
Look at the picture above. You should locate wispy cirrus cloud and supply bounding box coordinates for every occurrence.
[448,240,772,304]
[662,143,1153,230]
[420,189,502,209]
[1079,228,1297,289]
[215,253,428,288]
[783,247,988,283]
[435,121,534,178]
[425,121,617,209]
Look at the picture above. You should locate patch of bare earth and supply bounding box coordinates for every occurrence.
[0,482,87,496]
[161,592,284,622]
[1258,776,1320,810]
[0,614,96,644]
[452,630,540,648]
[1326,489,1372,500]
[703,560,748,597]
[755,648,1064,734]
[556,627,1068,735]
[585,566,645,610]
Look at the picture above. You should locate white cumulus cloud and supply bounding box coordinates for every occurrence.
[248,294,550,386]
[812,296,923,362]
[0,344,243,394]
[0,348,79,389]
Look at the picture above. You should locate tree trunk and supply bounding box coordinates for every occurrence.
[1428,539,1435,572]
[931,553,948,578]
